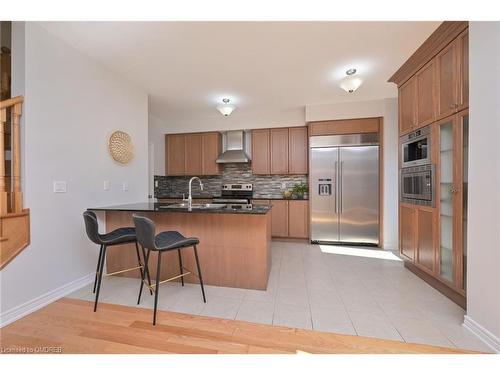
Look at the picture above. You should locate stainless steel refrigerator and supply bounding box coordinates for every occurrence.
[310,134,379,245]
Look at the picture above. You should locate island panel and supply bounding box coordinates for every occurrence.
[104,210,271,290]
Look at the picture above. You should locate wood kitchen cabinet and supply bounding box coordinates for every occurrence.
[436,111,468,292]
[253,199,309,239]
[392,23,469,136]
[391,22,469,307]
[458,29,469,110]
[271,200,289,237]
[270,128,289,174]
[436,41,459,120]
[288,200,309,239]
[165,134,185,176]
[166,132,222,176]
[416,60,436,128]
[416,207,436,273]
[252,126,308,175]
[400,205,416,261]
[399,77,417,134]
[184,133,202,175]
[251,129,271,174]
[288,126,308,174]
[201,132,222,175]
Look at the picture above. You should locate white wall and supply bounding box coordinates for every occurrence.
[305,98,399,250]
[149,113,166,176]
[464,22,500,351]
[156,106,305,134]
[0,22,149,321]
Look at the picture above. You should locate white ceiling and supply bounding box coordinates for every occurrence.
[38,21,440,128]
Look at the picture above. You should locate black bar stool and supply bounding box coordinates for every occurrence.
[132,215,206,325]
[83,210,152,312]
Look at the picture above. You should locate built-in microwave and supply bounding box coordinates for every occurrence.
[400,125,431,168]
[400,164,435,207]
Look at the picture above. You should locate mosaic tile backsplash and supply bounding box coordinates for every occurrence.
[154,163,308,199]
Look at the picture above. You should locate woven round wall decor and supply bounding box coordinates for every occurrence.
[108,130,134,164]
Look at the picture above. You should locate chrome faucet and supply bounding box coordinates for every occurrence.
[186,177,204,209]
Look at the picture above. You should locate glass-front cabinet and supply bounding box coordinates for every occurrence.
[437,110,468,293]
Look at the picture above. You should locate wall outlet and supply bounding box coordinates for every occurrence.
[53,181,67,193]
[103,180,110,191]
[154,180,159,188]
[122,181,129,191]
[281,182,287,189]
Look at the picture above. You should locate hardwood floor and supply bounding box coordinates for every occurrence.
[0,298,477,354]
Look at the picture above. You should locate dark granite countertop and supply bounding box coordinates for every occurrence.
[155,195,308,201]
[89,202,271,215]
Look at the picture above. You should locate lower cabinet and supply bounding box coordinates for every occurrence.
[400,204,437,273]
[416,207,436,273]
[288,200,309,238]
[271,200,289,237]
[400,205,416,261]
[253,199,309,239]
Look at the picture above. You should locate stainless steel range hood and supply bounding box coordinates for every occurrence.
[216,130,251,163]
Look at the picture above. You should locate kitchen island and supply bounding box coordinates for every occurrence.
[89,202,272,290]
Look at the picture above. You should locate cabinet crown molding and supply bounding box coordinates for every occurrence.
[389,21,468,87]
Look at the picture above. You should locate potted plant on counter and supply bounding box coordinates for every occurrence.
[291,183,308,199]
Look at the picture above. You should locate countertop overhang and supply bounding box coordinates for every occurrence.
[88,202,271,215]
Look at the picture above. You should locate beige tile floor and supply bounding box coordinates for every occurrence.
[68,241,493,353]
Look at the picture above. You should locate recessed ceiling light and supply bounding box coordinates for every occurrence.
[340,68,363,93]
[216,98,236,117]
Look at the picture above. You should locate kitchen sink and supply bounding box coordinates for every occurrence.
[161,203,227,210]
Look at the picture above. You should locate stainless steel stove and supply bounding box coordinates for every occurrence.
[213,183,253,210]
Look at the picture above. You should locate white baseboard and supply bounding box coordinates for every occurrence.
[463,315,500,353]
[0,272,94,328]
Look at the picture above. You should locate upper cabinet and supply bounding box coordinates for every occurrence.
[251,129,271,175]
[252,126,308,175]
[288,127,308,174]
[201,132,222,176]
[399,77,417,133]
[184,133,202,175]
[436,42,459,119]
[389,22,469,136]
[270,128,289,174]
[165,132,221,176]
[416,60,436,127]
[458,29,469,110]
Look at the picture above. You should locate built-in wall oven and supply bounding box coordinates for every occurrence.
[400,164,435,207]
[401,125,431,168]
[399,125,435,207]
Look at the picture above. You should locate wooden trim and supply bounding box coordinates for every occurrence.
[0,95,23,109]
[404,261,465,309]
[0,107,6,214]
[308,117,380,136]
[0,209,30,270]
[389,21,468,86]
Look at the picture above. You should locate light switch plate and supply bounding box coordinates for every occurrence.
[103,180,110,191]
[154,180,159,188]
[122,181,129,191]
[53,181,67,193]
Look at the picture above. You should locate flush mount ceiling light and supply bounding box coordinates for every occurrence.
[216,98,236,117]
[340,68,363,93]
